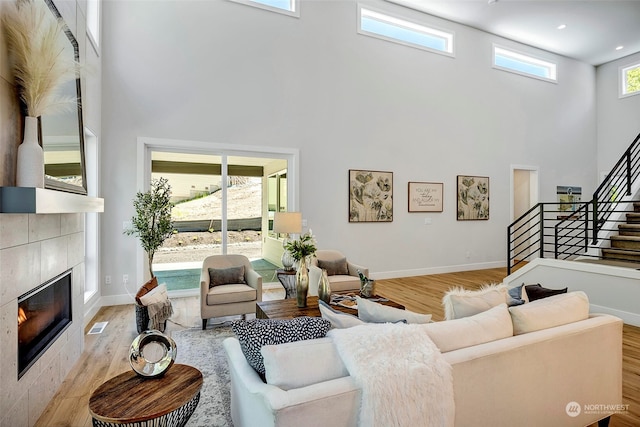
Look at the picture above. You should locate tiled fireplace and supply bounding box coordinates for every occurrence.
[0,213,85,426]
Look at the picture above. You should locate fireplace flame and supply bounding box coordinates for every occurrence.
[17,307,27,327]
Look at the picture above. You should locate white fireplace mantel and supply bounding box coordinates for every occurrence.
[0,187,104,213]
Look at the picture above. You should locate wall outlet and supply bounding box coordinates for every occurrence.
[424,217,432,225]
[105,275,111,285]
[123,274,129,284]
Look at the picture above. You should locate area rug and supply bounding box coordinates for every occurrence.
[172,325,235,426]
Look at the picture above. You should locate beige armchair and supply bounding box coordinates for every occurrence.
[308,250,369,296]
[200,254,262,329]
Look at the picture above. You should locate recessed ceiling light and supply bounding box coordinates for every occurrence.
[557,24,566,30]
[616,46,624,51]
[487,0,498,4]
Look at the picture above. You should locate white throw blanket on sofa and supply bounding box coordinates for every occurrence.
[328,323,454,427]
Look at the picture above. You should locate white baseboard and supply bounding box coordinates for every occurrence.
[372,261,506,280]
[83,299,102,328]
[590,304,640,327]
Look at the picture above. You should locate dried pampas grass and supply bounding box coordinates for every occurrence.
[2,0,79,117]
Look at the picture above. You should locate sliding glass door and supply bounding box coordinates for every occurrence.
[148,150,288,291]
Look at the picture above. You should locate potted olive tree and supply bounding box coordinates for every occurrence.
[125,177,174,332]
[125,177,174,280]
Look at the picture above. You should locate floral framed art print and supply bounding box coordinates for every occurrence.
[349,169,393,222]
[457,175,489,220]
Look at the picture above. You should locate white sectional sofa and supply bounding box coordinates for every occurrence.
[223,292,623,427]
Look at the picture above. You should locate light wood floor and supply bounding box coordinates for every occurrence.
[35,268,640,426]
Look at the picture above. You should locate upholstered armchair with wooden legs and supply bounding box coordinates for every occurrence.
[308,249,369,296]
[200,254,262,330]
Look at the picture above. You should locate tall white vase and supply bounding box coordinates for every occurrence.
[16,116,44,188]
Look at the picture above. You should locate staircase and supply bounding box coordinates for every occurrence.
[507,131,640,274]
[602,202,640,264]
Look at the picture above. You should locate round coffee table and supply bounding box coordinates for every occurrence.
[89,364,203,427]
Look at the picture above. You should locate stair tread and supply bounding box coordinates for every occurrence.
[602,247,640,254]
[611,235,640,241]
[619,223,640,228]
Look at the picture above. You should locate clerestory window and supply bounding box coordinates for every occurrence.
[357,5,454,57]
[493,45,557,83]
[230,0,299,18]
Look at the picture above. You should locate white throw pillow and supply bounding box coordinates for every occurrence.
[261,338,349,391]
[442,283,508,320]
[139,283,168,306]
[423,303,513,353]
[356,296,432,324]
[509,291,590,335]
[318,300,365,329]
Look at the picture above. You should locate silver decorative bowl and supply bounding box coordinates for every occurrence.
[129,329,177,378]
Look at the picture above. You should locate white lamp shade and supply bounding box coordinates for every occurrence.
[274,212,302,234]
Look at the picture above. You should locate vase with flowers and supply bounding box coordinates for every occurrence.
[284,230,317,307]
[3,0,80,188]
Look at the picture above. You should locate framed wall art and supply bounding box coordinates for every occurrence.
[556,186,582,213]
[408,182,443,212]
[457,175,489,220]
[349,169,393,222]
[556,185,582,219]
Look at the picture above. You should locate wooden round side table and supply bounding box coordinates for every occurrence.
[89,364,203,427]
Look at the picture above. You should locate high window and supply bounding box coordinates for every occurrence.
[493,45,557,83]
[230,0,299,17]
[358,5,454,57]
[620,62,640,98]
[86,0,100,50]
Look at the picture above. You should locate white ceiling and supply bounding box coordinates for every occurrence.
[387,0,640,66]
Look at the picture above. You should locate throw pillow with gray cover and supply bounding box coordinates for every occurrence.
[507,284,526,306]
[208,265,246,288]
[318,258,349,276]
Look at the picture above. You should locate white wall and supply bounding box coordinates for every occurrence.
[100,0,598,297]
[596,51,640,177]
[504,259,640,326]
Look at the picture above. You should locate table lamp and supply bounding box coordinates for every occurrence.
[274,212,302,271]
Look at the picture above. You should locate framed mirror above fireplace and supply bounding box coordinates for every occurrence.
[41,0,87,195]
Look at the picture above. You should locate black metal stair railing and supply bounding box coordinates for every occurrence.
[591,132,640,244]
[507,201,591,274]
[507,132,640,274]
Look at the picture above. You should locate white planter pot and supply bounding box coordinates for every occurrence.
[16,116,44,188]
